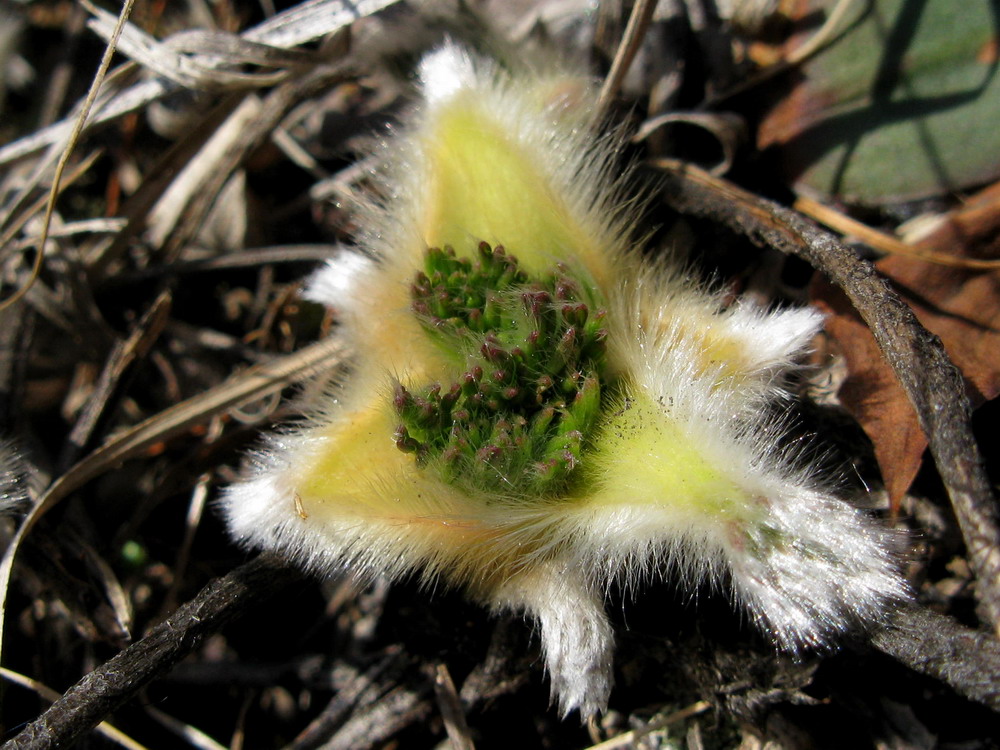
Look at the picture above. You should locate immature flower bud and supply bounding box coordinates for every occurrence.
[223,43,907,720]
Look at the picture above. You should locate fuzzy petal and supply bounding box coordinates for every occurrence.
[492,562,615,719]
[223,42,907,722]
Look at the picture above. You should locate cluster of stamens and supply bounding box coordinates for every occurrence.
[394,242,610,496]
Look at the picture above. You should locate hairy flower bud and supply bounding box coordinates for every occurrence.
[223,43,908,720]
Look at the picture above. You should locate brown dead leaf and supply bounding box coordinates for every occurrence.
[812,181,1000,509]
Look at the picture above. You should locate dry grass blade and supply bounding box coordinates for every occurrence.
[83,95,249,275]
[85,2,299,91]
[242,0,400,47]
[794,195,1000,269]
[162,473,213,616]
[319,685,432,750]
[166,29,316,66]
[0,336,348,668]
[596,0,659,117]
[65,290,172,461]
[289,649,407,749]
[12,217,128,248]
[144,95,264,252]
[433,663,475,750]
[0,149,103,249]
[0,0,134,313]
[143,706,229,750]
[632,112,745,175]
[78,540,135,643]
[707,0,862,107]
[0,0,400,168]
[586,700,712,750]
[151,62,352,265]
[0,69,149,167]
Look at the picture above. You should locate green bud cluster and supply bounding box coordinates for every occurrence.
[394,242,610,497]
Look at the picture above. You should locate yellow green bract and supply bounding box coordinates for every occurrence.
[422,98,615,286]
[224,44,905,720]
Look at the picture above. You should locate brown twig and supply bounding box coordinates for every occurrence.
[62,289,172,466]
[652,159,1000,635]
[793,195,1000,269]
[1,554,304,750]
[872,603,1000,710]
[434,663,475,750]
[0,668,143,750]
[596,0,659,118]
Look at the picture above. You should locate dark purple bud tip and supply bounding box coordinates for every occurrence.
[476,444,503,463]
[480,338,508,363]
[565,302,589,327]
[393,425,420,454]
[555,280,577,300]
[559,327,577,350]
[393,382,411,411]
[417,398,436,420]
[441,383,461,405]
[534,458,560,480]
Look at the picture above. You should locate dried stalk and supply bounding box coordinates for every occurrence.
[1,555,303,750]
[653,160,1000,635]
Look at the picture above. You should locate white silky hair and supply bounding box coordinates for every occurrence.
[302,250,377,313]
[419,44,478,104]
[598,287,908,645]
[222,42,909,720]
[0,441,29,516]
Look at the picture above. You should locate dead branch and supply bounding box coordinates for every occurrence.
[873,604,1000,710]
[653,160,1000,635]
[2,554,303,750]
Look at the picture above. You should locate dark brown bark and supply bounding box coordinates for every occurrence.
[654,160,1000,636]
[3,555,303,750]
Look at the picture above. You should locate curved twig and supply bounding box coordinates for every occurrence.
[872,603,1000,710]
[1,555,303,750]
[652,159,1000,635]
[596,0,659,118]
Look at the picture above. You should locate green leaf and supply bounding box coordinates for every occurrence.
[759,0,1000,204]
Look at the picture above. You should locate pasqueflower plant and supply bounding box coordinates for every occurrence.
[222,44,907,718]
